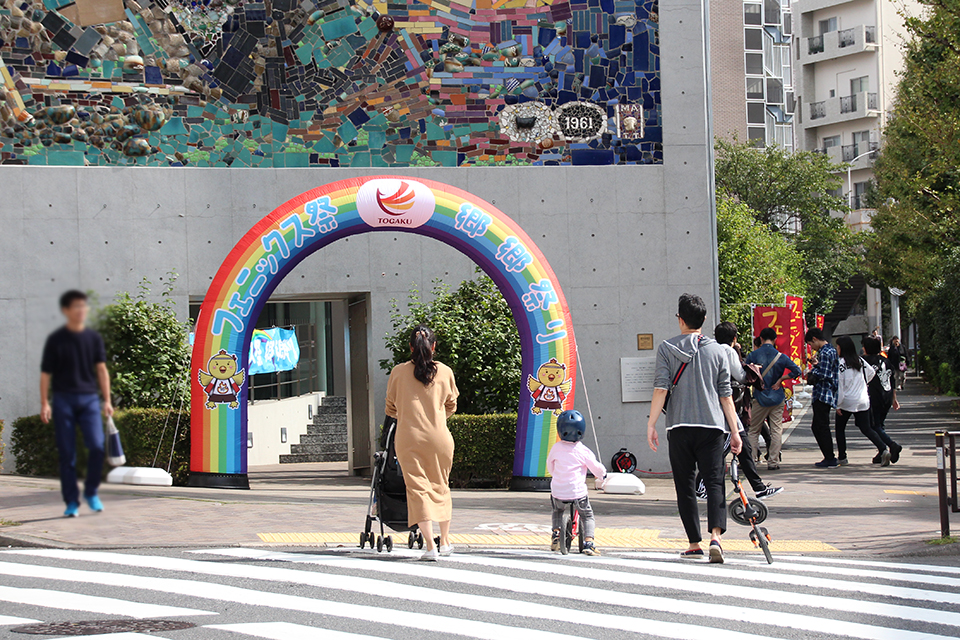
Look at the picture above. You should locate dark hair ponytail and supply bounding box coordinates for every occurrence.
[836,336,861,370]
[410,325,438,385]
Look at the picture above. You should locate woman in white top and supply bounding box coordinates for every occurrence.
[835,336,890,466]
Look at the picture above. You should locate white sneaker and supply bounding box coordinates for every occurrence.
[419,548,439,562]
[439,544,454,557]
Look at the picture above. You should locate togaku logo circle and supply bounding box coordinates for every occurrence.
[357,179,436,228]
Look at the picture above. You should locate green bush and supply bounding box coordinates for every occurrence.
[94,276,191,408]
[448,413,517,489]
[380,273,522,415]
[10,408,191,485]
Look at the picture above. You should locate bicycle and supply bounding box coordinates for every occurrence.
[558,500,585,555]
[728,457,774,564]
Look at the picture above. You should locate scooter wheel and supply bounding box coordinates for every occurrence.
[729,497,768,526]
[385,536,393,552]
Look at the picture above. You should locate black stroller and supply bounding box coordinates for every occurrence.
[359,416,424,553]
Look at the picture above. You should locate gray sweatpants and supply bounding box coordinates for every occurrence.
[551,495,595,539]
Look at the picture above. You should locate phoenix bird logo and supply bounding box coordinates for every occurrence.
[376,181,416,216]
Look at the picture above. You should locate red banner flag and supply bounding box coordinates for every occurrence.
[816,314,825,329]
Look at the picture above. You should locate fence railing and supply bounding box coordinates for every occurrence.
[810,101,826,120]
[808,35,824,55]
[937,431,959,538]
[840,94,857,113]
[838,28,856,48]
[865,25,877,43]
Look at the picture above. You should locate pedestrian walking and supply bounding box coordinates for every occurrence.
[804,328,840,468]
[40,290,114,518]
[385,325,460,562]
[887,336,909,390]
[745,327,802,471]
[547,410,606,556]
[695,322,782,501]
[861,336,903,464]
[835,336,890,466]
[647,294,742,563]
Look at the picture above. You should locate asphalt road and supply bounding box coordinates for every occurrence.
[2,545,960,640]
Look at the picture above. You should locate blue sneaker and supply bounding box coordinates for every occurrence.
[84,495,104,513]
[64,502,80,518]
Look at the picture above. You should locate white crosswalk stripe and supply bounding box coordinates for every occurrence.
[0,547,957,640]
[0,584,214,619]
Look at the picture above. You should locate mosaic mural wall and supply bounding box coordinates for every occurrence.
[0,0,661,167]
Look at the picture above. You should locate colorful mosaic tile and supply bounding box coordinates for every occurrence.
[0,0,661,166]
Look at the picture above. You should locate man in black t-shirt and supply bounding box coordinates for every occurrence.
[40,290,114,517]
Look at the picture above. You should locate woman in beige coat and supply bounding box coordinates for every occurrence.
[385,325,459,561]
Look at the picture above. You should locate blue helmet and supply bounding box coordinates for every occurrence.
[557,410,586,442]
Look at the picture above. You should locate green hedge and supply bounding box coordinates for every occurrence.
[10,408,191,485]
[448,413,517,489]
[917,262,960,396]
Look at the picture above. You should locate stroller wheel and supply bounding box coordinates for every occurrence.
[408,531,415,549]
[359,532,367,548]
[369,533,377,550]
[376,535,384,553]
[417,532,424,549]
[385,535,394,552]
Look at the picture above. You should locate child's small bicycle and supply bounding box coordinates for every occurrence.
[558,501,585,555]
[728,457,774,564]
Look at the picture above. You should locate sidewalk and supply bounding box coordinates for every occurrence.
[2,377,958,556]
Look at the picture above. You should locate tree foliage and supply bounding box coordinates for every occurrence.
[717,196,807,329]
[867,0,960,307]
[715,139,862,315]
[380,272,522,415]
[95,276,191,409]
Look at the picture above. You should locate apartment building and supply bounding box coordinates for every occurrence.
[711,0,796,150]
[794,0,918,229]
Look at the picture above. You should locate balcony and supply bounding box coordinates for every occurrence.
[803,91,880,129]
[800,24,879,65]
[841,141,878,164]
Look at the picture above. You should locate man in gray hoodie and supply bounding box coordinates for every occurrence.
[647,293,742,563]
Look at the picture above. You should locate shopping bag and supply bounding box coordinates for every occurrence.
[105,416,126,467]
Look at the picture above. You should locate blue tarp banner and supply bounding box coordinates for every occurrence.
[248,328,300,375]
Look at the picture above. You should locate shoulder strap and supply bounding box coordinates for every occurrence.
[760,351,782,380]
[671,335,704,387]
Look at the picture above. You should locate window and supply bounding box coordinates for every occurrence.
[850,76,870,94]
[781,47,792,87]
[745,28,763,50]
[766,78,784,104]
[823,135,841,148]
[746,77,765,100]
[829,89,836,98]
[783,13,792,35]
[764,0,781,25]
[747,103,766,124]
[744,3,762,25]
[745,53,763,75]
[785,91,795,113]
[819,17,838,35]
[852,130,871,145]
[748,127,767,145]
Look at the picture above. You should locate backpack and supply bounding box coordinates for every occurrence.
[864,355,893,399]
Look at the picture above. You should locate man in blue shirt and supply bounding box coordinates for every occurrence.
[745,328,802,470]
[804,327,840,468]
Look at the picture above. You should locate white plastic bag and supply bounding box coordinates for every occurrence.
[105,416,126,467]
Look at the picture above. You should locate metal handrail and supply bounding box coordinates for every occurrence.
[937,431,959,538]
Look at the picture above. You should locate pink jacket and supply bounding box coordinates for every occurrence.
[546,441,607,501]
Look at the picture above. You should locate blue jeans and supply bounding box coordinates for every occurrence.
[52,393,104,504]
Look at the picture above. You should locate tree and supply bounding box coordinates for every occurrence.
[380,272,521,415]
[715,139,863,315]
[717,196,808,330]
[867,0,960,308]
[95,275,191,408]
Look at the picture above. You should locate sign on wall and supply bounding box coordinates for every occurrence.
[620,357,657,403]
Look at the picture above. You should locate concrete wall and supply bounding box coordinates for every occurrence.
[0,0,717,476]
[246,393,322,467]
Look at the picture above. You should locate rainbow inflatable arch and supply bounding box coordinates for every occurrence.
[190,176,577,489]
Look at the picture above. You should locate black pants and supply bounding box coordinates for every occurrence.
[836,409,886,459]
[696,430,765,493]
[811,400,836,461]
[870,400,897,449]
[669,427,726,543]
